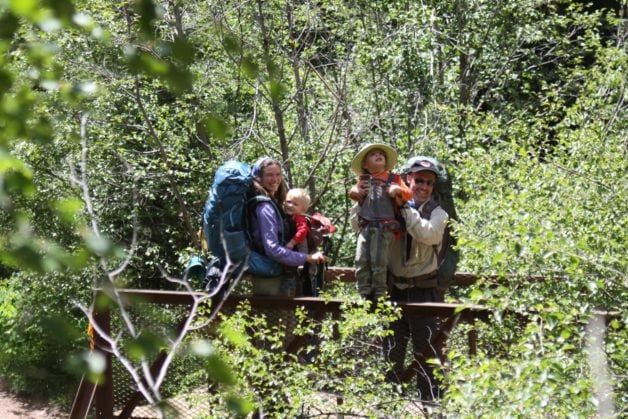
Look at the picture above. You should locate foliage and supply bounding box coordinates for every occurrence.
[0,271,89,400]
[191,299,422,418]
[0,0,626,416]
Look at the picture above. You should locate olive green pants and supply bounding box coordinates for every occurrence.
[355,225,394,299]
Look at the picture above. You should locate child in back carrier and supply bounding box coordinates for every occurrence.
[284,188,311,254]
[348,143,412,301]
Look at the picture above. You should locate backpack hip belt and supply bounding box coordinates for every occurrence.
[391,271,438,288]
[359,218,402,236]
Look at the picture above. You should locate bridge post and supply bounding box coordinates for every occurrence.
[93,304,114,419]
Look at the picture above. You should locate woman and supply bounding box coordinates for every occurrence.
[248,157,327,296]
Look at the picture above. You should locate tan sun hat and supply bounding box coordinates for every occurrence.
[350,143,398,176]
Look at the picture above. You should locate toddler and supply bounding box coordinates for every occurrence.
[284,188,311,254]
[349,143,411,301]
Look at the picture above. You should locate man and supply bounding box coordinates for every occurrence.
[384,156,449,401]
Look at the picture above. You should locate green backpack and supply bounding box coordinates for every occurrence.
[413,157,460,290]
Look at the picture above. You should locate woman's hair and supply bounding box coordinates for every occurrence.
[251,157,288,203]
[286,188,311,211]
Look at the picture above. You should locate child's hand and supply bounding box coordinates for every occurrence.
[388,184,405,206]
[286,240,295,250]
[349,181,369,203]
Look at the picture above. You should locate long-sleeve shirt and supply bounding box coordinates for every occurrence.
[388,200,448,283]
[250,201,307,267]
[291,214,309,245]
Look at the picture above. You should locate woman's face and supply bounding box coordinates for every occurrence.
[259,163,282,196]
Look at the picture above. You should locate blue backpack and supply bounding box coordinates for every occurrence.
[202,160,283,278]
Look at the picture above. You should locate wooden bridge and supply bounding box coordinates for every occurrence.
[67,268,602,418]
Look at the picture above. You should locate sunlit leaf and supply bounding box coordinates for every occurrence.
[84,233,113,257]
[219,323,249,348]
[225,394,255,416]
[39,17,62,32]
[206,354,237,386]
[10,0,38,17]
[190,339,214,357]
[54,198,84,224]
[85,351,106,374]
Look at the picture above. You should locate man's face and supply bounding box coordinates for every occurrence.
[362,149,387,174]
[407,171,436,204]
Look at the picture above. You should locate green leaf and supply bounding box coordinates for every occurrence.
[190,339,214,357]
[269,79,287,102]
[43,0,75,22]
[241,55,258,78]
[9,0,39,17]
[134,0,162,40]
[139,53,169,75]
[220,323,249,348]
[84,233,113,257]
[170,37,195,65]
[53,198,84,224]
[42,313,82,344]
[206,354,237,386]
[203,114,231,140]
[559,329,572,340]
[225,393,255,416]
[127,331,165,361]
[0,12,20,39]
[222,34,241,54]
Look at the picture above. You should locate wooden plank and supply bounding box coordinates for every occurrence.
[324,267,557,286]
[93,309,113,419]
[69,376,96,419]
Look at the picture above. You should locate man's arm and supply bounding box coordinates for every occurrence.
[402,205,448,245]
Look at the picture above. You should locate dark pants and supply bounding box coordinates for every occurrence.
[384,285,441,400]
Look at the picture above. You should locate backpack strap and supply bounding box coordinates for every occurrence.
[418,198,439,219]
[419,198,441,258]
[404,198,440,262]
[246,194,286,253]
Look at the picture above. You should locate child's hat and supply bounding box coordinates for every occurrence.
[350,143,397,176]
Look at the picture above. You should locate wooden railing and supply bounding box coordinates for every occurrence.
[70,268,616,418]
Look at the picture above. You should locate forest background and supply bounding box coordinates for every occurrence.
[0,0,626,417]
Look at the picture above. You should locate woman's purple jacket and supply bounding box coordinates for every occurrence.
[250,201,307,267]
